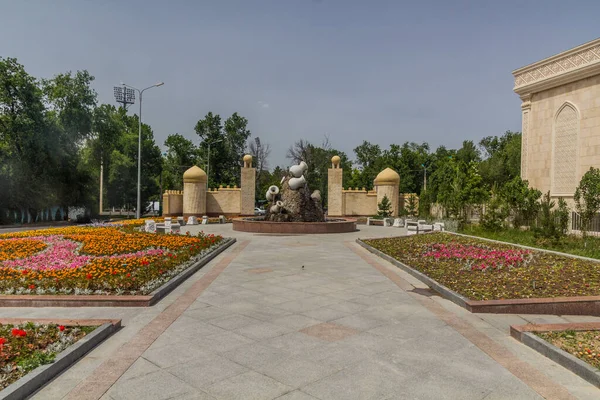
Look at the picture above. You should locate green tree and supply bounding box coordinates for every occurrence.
[574,167,600,237]
[479,131,521,188]
[248,138,271,203]
[353,141,383,190]
[0,57,46,218]
[534,192,563,241]
[42,70,97,142]
[163,134,201,191]
[377,195,393,217]
[481,188,507,231]
[195,112,251,187]
[556,197,570,236]
[105,113,162,212]
[405,194,418,217]
[287,137,352,206]
[500,176,541,227]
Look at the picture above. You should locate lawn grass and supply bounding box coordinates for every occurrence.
[460,226,600,260]
[0,322,96,389]
[536,330,600,370]
[363,233,600,301]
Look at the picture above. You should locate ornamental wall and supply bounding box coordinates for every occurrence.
[342,189,378,216]
[206,187,242,216]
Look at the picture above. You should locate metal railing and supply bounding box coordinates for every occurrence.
[571,211,600,234]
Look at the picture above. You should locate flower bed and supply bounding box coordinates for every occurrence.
[0,322,95,389]
[536,330,600,370]
[363,233,600,301]
[0,223,223,296]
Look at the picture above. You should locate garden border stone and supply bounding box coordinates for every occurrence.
[510,322,600,388]
[0,237,236,307]
[356,238,470,309]
[356,237,600,316]
[0,318,121,400]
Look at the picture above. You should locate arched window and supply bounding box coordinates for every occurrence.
[552,102,579,195]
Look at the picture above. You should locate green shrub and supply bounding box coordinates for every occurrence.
[377,195,393,218]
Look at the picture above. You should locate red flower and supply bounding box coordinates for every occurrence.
[0,338,6,345]
[21,270,28,275]
[86,273,92,280]
[59,325,65,332]
[126,273,131,278]
[28,284,35,290]
[11,329,26,337]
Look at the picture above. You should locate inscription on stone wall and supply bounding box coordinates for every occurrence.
[552,104,578,195]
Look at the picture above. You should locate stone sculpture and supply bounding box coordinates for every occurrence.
[264,161,325,222]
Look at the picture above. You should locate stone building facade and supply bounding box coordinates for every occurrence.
[513,38,600,202]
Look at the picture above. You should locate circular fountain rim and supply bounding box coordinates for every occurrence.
[232,217,357,234]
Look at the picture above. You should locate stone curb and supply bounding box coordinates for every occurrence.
[356,239,470,309]
[0,319,121,400]
[357,238,600,316]
[233,218,357,234]
[0,238,236,307]
[148,237,236,305]
[510,323,600,388]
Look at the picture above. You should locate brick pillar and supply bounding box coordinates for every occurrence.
[240,155,256,216]
[328,155,343,217]
[162,192,169,217]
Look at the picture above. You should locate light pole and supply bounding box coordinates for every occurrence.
[206,138,223,188]
[159,152,167,216]
[422,163,428,192]
[121,82,164,218]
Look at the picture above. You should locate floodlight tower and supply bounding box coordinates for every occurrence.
[114,82,164,218]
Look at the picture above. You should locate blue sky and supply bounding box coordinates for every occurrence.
[2,0,599,167]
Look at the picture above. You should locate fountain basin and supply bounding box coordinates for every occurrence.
[232,217,357,234]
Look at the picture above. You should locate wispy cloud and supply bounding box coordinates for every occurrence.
[258,101,270,109]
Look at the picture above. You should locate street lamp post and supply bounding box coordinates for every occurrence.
[422,163,428,192]
[206,139,223,188]
[159,152,167,216]
[121,82,164,219]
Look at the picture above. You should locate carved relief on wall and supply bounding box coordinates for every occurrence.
[514,44,600,89]
[552,103,579,195]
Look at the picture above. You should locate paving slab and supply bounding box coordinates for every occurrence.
[205,371,292,400]
[18,225,600,400]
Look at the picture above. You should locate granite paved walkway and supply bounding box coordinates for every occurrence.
[3,225,599,399]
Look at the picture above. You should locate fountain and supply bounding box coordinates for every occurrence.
[232,160,356,234]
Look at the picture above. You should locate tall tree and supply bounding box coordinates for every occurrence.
[248,138,271,202]
[574,167,600,237]
[479,131,521,188]
[286,138,351,206]
[352,141,383,190]
[163,134,201,191]
[195,112,251,187]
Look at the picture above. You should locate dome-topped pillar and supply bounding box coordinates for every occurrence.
[374,167,400,217]
[183,166,207,218]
